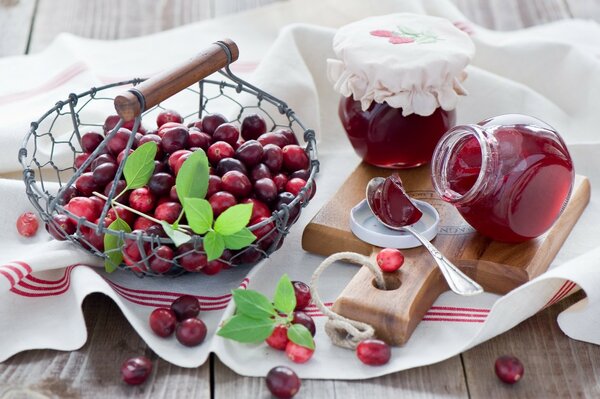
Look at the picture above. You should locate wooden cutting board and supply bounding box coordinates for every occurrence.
[302,163,591,345]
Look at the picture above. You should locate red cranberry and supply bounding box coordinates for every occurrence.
[266,325,289,351]
[187,119,203,129]
[81,220,106,252]
[65,197,98,221]
[170,295,200,321]
[235,140,264,168]
[122,231,151,264]
[176,244,208,272]
[292,281,311,311]
[145,224,167,238]
[250,216,275,242]
[107,128,133,155]
[92,162,118,186]
[157,121,186,137]
[153,160,166,174]
[275,192,301,223]
[278,128,299,145]
[356,339,391,366]
[241,198,271,220]
[176,318,207,346]
[103,115,120,134]
[201,113,227,135]
[57,186,79,206]
[215,157,248,176]
[241,113,267,141]
[285,341,314,364]
[262,144,284,173]
[266,366,301,399]
[156,109,183,127]
[16,212,39,237]
[282,145,309,172]
[117,149,134,165]
[148,172,175,197]
[47,214,76,240]
[129,188,156,213]
[254,178,278,203]
[74,153,91,171]
[285,178,307,197]
[207,141,235,165]
[149,245,174,274]
[273,173,288,192]
[188,131,211,150]
[81,131,104,153]
[104,180,129,204]
[89,197,106,217]
[290,169,310,181]
[258,132,289,148]
[149,308,177,337]
[138,134,163,159]
[221,171,252,198]
[236,246,263,264]
[250,163,272,181]
[292,311,316,337]
[74,172,98,197]
[91,153,116,170]
[208,191,237,217]
[201,259,225,275]
[173,151,192,175]
[207,175,222,198]
[169,187,180,203]
[376,248,404,273]
[168,149,192,171]
[133,217,157,231]
[161,126,189,154]
[120,356,152,385]
[107,206,135,225]
[154,202,182,224]
[495,355,524,384]
[213,123,240,146]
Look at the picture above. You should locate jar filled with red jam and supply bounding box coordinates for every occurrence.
[431,114,575,243]
[328,14,475,168]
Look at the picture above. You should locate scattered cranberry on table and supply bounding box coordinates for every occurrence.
[266,325,290,351]
[495,355,524,384]
[376,248,405,273]
[292,281,312,310]
[285,341,314,364]
[356,339,391,366]
[120,356,153,385]
[176,318,207,347]
[292,311,316,337]
[266,366,301,399]
[170,295,201,321]
[16,212,39,237]
[149,308,177,338]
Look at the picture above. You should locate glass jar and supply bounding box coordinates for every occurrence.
[339,96,456,168]
[431,114,574,243]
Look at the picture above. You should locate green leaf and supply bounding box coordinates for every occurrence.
[204,230,225,261]
[123,141,157,189]
[183,197,213,235]
[176,149,209,202]
[273,274,296,314]
[160,221,191,247]
[222,227,256,250]
[232,288,276,319]
[103,218,132,273]
[214,203,253,236]
[217,314,276,343]
[287,323,315,350]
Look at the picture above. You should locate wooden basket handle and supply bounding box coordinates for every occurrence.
[113,39,239,121]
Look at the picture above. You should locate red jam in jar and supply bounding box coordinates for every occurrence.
[339,97,456,168]
[431,114,574,243]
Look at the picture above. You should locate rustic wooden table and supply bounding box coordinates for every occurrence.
[1,0,599,398]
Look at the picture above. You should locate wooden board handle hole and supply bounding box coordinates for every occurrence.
[372,272,402,291]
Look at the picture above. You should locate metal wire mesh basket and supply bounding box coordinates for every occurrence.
[19,39,318,276]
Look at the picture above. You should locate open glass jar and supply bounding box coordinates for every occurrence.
[431,114,575,243]
[328,14,475,168]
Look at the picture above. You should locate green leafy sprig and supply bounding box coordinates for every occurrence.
[217,274,315,350]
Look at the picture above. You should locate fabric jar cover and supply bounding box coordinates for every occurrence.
[327,13,475,116]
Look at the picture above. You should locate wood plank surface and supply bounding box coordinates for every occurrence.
[0,0,37,57]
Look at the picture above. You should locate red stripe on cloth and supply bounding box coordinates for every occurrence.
[15,273,71,292]
[422,317,485,323]
[425,311,488,318]
[5,264,25,280]
[546,281,577,307]
[110,287,230,311]
[544,281,572,307]
[11,261,33,274]
[19,266,74,288]
[10,272,72,297]
[429,306,490,313]
[0,269,16,287]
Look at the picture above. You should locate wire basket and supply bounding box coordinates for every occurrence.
[19,40,319,276]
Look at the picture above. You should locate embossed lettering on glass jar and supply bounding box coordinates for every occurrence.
[431,114,575,243]
[328,14,475,168]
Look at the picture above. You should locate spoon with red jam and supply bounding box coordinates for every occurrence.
[366,174,483,296]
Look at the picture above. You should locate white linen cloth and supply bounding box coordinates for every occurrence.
[0,0,600,379]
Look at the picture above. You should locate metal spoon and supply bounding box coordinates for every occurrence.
[366,177,483,296]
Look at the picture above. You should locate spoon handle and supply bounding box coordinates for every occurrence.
[403,226,484,296]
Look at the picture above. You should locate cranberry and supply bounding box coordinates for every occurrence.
[216,157,248,176]
[176,318,207,346]
[103,115,120,134]
[92,162,118,186]
[282,145,309,172]
[82,221,105,252]
[254,178,278,203]
[235,140,264,168]
[213,123,240,146]
[169,187,180,202]
[154,202,182,224]
[201,113,227,135]
[236,246,263,264]
[58,186,79,206]
[208,192,237,217]
[273,173,288,192]
[107,128,133,155]
[65,197,98,221]
[91,153,116,170]
[16,212,39,237]
[148,172,175,197]
[266,366,301,399]
[207,175,222,198]
[133,217,157,231]
[129,188,156,213]
[122,231,151,264]
[176,244,208,272]
[149,308,177,337]
[275,192,300,223]
[74,172,98,197]
[187,119,203,129]
[290,169,310,181]
[81,131,104,153]
[241,113,267,141]
[120,356,152,385]
[202,259,226,275]
[167,149,191,171]
[149,245,174,274]
[74,153,91,171]
[292,281,311,311]
[258,132,289,148]
[173,151,192,175]
[285,178,307,197]
[161,126,189,154]
[207,141,235,165]
[495,355,524,384]
[158,122,186,137]
[107,206,135,225]
[241,198,271,220]
[89,197,106,217]
[376,248,405,273]
[285,341,314,364]
[170,295,200,321]
[262,144,284,173]
[292,311,316,337]
[250,163,272,181]
[188,131,211,150]
[47,214,76,240]
[138,134,163,159]
[250,216,275,242]
[153,160,166,174]
[145,224,167,238]
[356,339,391,366]
[221,171,252,198]
[117,149,134,165]
[278,128,299,145]
[156,109,183,127]
[266,325,289,351]
[104,180,129,204]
